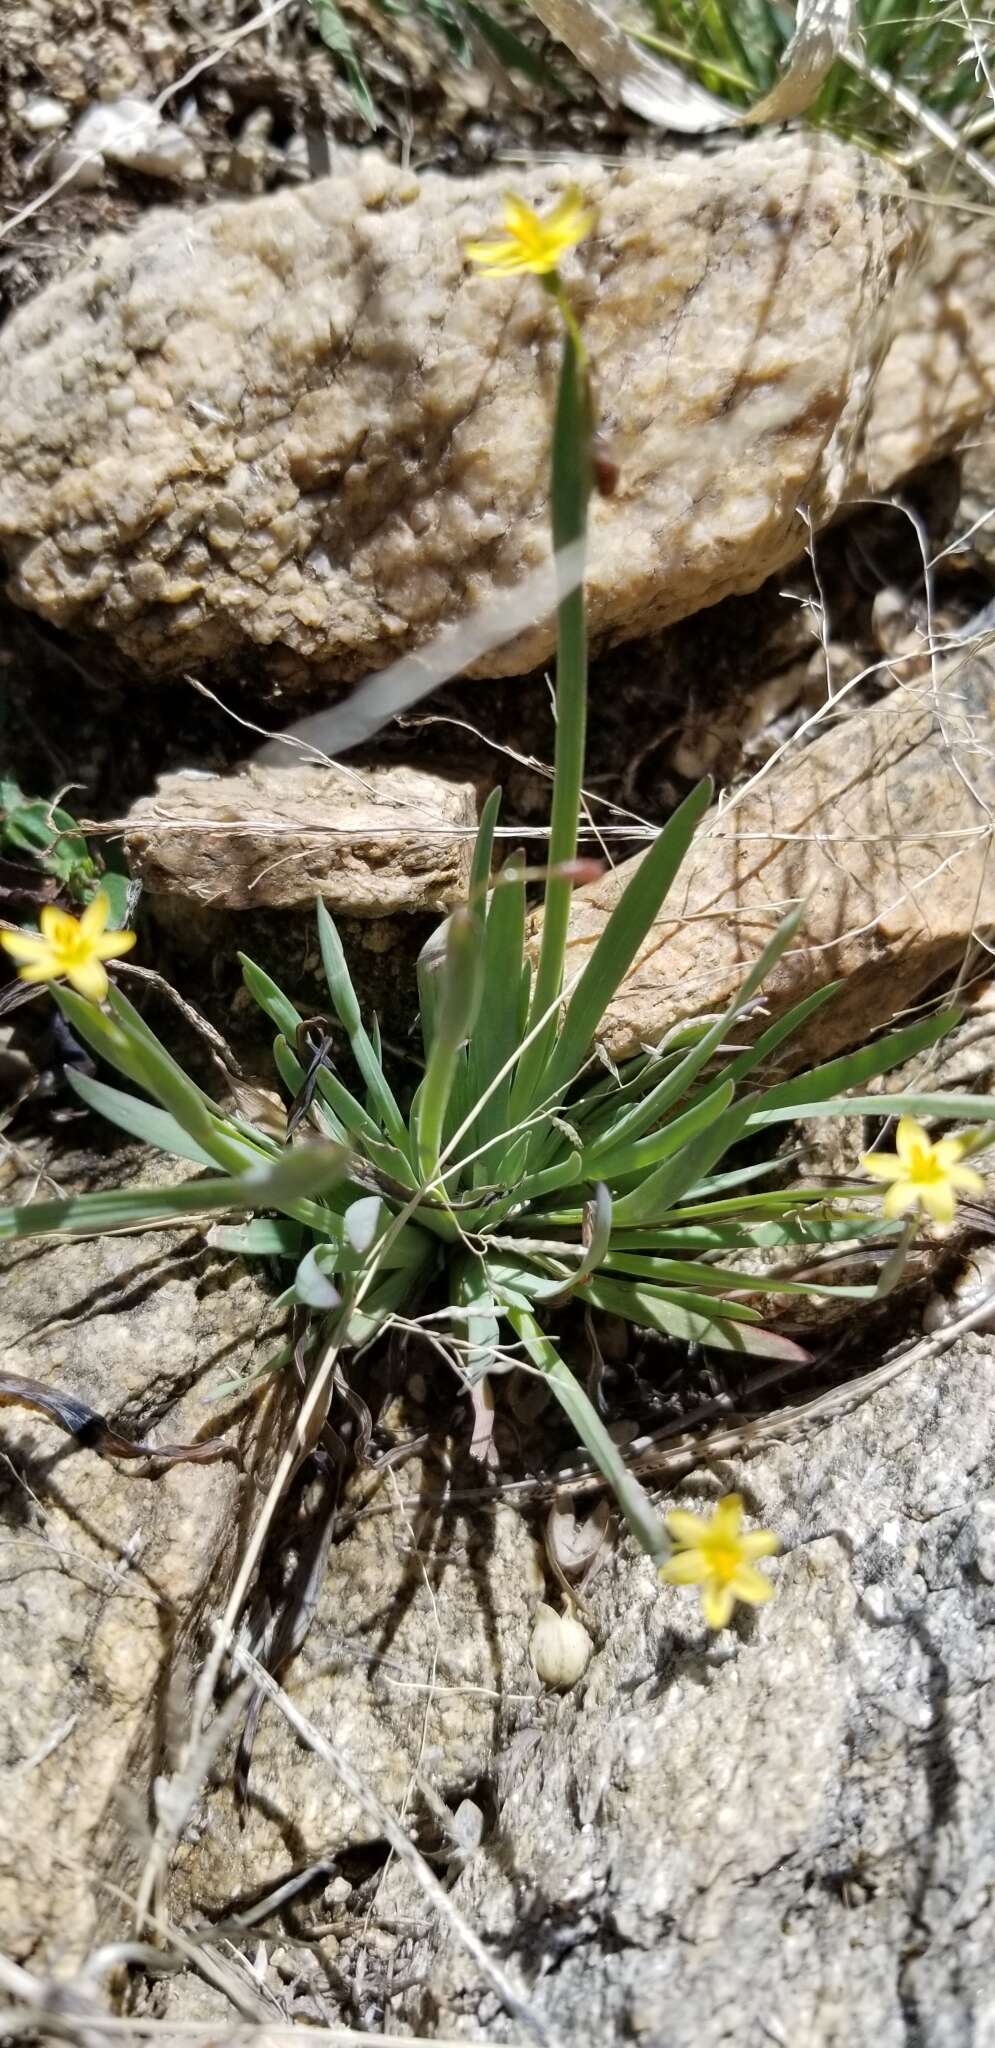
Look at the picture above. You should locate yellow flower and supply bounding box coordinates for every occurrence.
[1,892,135,1003]
[465,187,594,279]
[660,1494,779,1631]
[861,1115,984,1226]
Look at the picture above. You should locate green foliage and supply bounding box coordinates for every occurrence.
[2,308,991,1566]
[635,0,992,158]
[0,778,132,925]
[307,0,570,130]
[310,0,379,127]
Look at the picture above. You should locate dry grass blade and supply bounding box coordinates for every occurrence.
[224,1637,558,2048]
[528,0,852,127]
[845,39,995,195]
[255,542,586,764]
[0,1950,488,2044]
[526,0,730,125]
[747,0,853,122]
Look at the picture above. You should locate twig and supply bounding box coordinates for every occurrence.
[0,1999,486,2046]
[0,0,297,242]
[224,1637,557,2048]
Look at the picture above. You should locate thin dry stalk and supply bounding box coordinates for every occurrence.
[0,1946,486,2046]
[224,1637,556,2048]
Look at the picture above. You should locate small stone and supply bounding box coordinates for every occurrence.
[123,759,477,918]
[21,95,69,135]
[52,96,205,189]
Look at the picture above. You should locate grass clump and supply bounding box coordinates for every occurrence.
[2,196,994,1618]
[633,0,994,164]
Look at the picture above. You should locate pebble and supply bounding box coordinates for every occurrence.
[52,97,205,188]
[21,96,70,135]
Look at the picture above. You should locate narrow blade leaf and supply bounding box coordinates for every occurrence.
[543,777,714,1103]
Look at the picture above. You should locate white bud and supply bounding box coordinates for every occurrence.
[530,1602,593,1690]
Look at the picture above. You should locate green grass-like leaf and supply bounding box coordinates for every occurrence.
[9,300,992,1575]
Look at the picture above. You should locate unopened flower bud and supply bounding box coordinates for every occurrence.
[530,1602,593,1690]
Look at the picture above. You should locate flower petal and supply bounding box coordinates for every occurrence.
[79,891,111,940]
[919,1179,956,1226]
[547,185,587,225]
[711,1494,744,1541]
[740,1529,779,1560]
[13,959,60,984]
[502,193,539,237]
[729,1563,774,1606]
[95,928,136,962]
[67,957,109,1003]
[1,930,54,964]
[39,905,79,948]
[882,1181,918,1220]
[950,1163,986,1198]
[660,1549,709,1587]
[860,1151,905,1182]
[700,1580,736,1630]
[895,1116,928,1166]
[932,1137,969,1169]
[465,236,521,272]
[665,1509,711,1547]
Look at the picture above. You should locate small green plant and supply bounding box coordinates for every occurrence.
[633,0,993,161]
[308,0,571,130]
[2,195,993,1623]
[0,778,132,924]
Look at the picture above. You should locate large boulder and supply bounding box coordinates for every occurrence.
[0,136,914,691]
[545,648,995,1066]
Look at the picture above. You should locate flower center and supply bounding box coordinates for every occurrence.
[708,1542,742,1583]
[909,1147,942,1185]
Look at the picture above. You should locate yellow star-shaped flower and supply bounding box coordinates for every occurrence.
[660,1493,779,1631]
[465,188,594,279]
[861,1115,984,1226]
[1,892,135,1003]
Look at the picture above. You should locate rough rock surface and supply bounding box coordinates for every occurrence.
[860,223,995,491]
[125,760,477,916]
[0,1147,283,1964]
[411,1330,995,2048]
[547,648,995,1065]
[170,1462,546,1920]
[4,1133,995,2048]
[0,137,913,688]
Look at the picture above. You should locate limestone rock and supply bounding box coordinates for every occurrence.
[0,137,912,688]
[0,1146,283,1965]
[861,223,995,491]
[546,648,995,1065]
[124,760,477,917]
[954,429,995,571]
[170,1469,546,1919]
[415,1330,995,2046]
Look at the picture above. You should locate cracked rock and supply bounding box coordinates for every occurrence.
[123,758,478,1041]
[411,1330,995,2047]
[0,136,915,690]
[0,1147,283,1964]
[124,760,477,917]
[543,648,995,1067]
